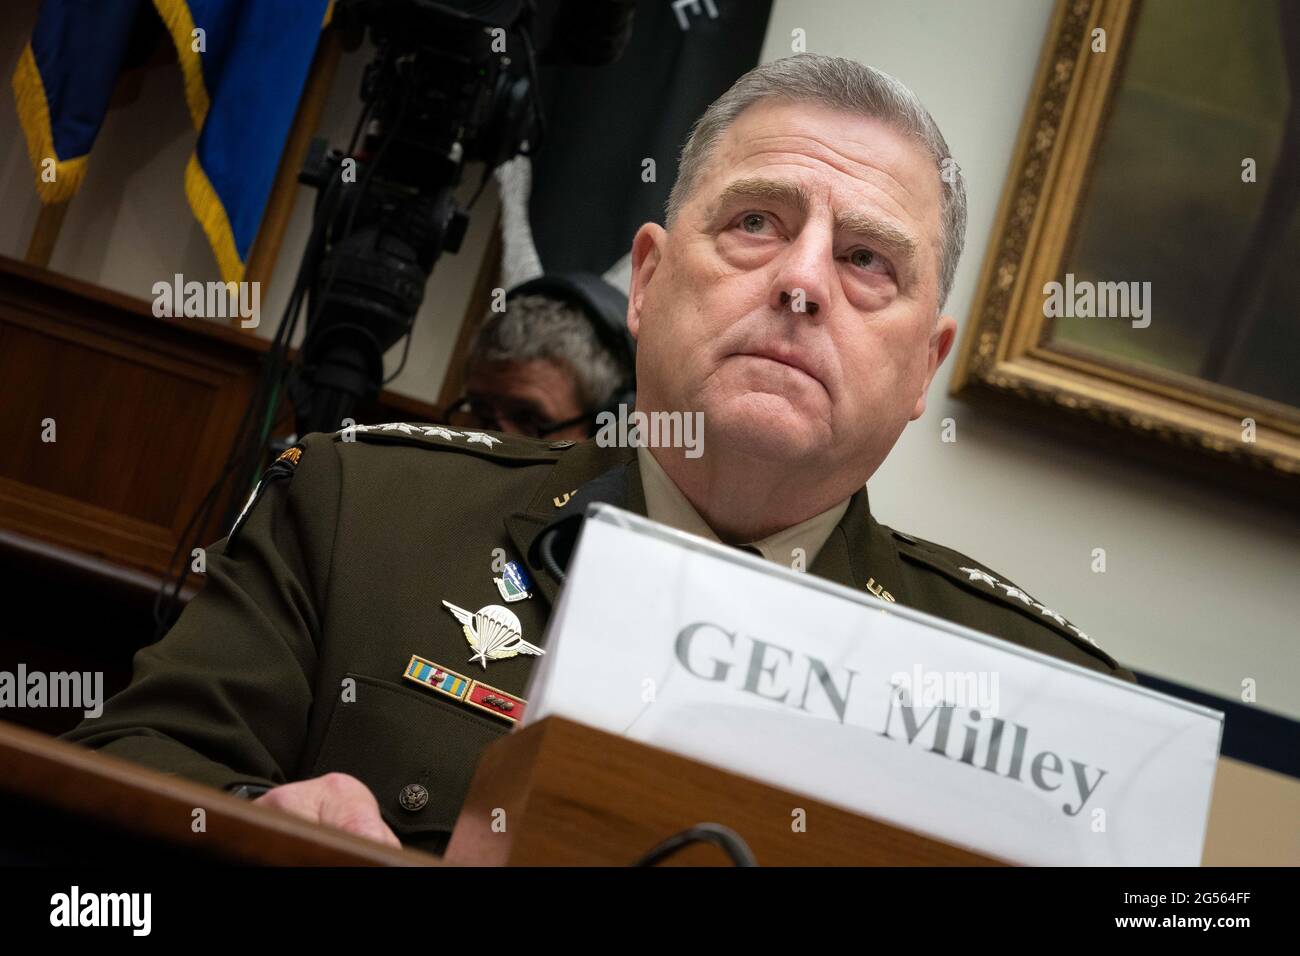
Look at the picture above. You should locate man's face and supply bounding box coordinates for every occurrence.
[461,358,591,441]
[628,99,956,479]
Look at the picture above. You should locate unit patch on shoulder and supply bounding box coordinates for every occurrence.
[227,444,304,546]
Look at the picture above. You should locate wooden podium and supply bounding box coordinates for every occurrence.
[445,717,1003,866]
[0,719,437,866]
[0,717,1002,866]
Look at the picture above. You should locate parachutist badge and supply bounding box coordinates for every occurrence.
[441,601,544,669]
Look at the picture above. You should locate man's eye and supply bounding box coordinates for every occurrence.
[848,247,889,274]
[738,212,770,234]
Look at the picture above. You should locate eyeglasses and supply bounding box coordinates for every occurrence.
[439,397,590,439]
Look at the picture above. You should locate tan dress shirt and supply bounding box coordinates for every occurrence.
[636,447,850,568]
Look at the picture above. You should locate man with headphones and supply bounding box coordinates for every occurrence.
[64,55,1135,856]
[441,273,636,442]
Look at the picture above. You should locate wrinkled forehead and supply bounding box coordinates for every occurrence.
[693,98,944,251]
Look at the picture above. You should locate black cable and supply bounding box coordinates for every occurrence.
[299,59,410,362]
[219,70,392,511]
[455,19,546,215]
[151,322,296,636]
[633,824,758,867]
[538,528,566,585]
[379,323,416,387]
[151,282,299,637]
[151,88,380,639]
[240,88,376,491]
[517,20,546,155]
[152,20,533,636]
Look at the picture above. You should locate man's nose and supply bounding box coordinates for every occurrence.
[770,228,832,319]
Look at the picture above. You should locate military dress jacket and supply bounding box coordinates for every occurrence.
[63,423,1135,855]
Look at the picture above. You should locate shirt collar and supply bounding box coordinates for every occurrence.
[636,446,850,567]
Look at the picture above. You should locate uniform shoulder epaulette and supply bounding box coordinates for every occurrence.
[332,422,574,463]
[886,524,1121,670]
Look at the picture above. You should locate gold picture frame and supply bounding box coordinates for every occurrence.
[950,0,1300,490]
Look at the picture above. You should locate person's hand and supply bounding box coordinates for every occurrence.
[253,772,401,848]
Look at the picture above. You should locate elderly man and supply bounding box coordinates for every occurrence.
[64,54,1134,853]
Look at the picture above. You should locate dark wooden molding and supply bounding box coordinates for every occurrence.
[0,257,262,579]
[0,719,439,866]
[0,254,447,593]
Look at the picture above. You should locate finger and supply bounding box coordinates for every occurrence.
[252,784,322,824]
[323,804,402,847]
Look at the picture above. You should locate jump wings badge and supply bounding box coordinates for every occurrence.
[441,601,545,669]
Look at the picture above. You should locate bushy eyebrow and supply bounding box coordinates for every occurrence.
[709,176,919,269]
[709,177,810,220]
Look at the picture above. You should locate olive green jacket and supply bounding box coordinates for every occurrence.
[63,424,1135,855]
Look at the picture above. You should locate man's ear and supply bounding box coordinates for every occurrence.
[626,222,666,340]
[910,313,958,421]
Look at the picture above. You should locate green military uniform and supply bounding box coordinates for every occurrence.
[63,422,1135,855]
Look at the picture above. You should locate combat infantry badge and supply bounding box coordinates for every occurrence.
[442,601,545,669]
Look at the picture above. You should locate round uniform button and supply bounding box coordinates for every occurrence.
[399,783,429,812]
[548,440,575,450]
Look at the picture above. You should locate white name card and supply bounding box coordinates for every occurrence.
[524,505,1223,866]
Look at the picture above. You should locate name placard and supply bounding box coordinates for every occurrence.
[525,506,1222,865]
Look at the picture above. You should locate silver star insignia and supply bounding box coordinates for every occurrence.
[1032,602,1068,627]
[421,426,461,440]
[958,566,999,587]
[996,583,1034,605]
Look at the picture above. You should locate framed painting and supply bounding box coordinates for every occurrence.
[950,0,1300,492]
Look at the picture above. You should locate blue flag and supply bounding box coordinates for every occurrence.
[12,0,144,202]
[13,0,332,282]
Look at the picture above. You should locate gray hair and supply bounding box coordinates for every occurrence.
[665,53,967,309]
[468,294,630,412]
